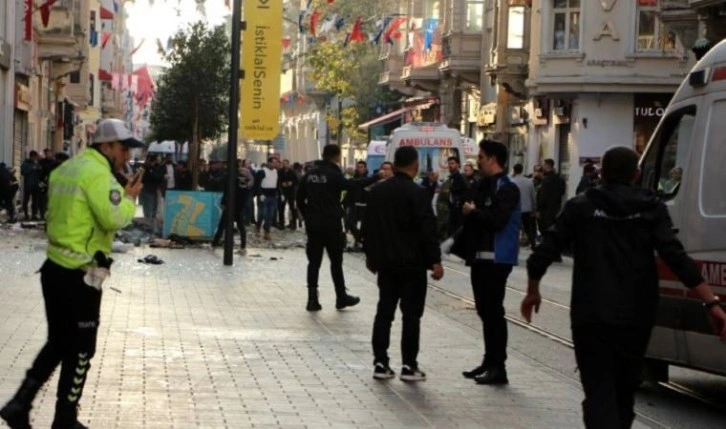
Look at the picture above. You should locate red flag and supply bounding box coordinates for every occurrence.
[101,32,112,49]
[282,37,292,49]
[327,0,335,3]
[310,10,321,37]
[384,17,407,44]
[24,0,32,41]
[130,39,145,56]
[39,0,60,28]
[348,17,365,44]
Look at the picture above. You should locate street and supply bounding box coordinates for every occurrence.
[0,229,724,428]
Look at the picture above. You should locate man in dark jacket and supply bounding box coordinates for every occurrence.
[211,159,254,254]
[446,156,468,236]
[449,140,521,385]
[364,146,444,382]
[21,151,42,220]
[297,145,375,312]
[522,146,726,429]
[0,163,19,222]
[536,158,566,233]
[278,159,299,229]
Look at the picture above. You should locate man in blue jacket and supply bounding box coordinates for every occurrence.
[449,140,521,385]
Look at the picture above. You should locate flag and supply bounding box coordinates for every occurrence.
[298,12,306,34]
[424,18,438,51]
[384,17,407,44]
[282,37,292,49]
[319,14,336,35]
[335,16,346,31]
[310,10,321,37]
[101,32,112,48]
[111,73,119,90]
[327,0,335,3]
[305,0,312,10]
[113,0,119,12]
[373,17,392,44]
[23,0,32,41]
[346,18,365,46]
[39,0,60,27]
[130,39,145,56]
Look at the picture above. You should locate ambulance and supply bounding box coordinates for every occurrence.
[385,122,464,182]
[638,39,726,380]
[462,137,478,166]
[366,140,387,176]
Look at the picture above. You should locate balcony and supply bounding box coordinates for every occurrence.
[439,32,482,84]
[400,28,443,92]
[36,0,86,65]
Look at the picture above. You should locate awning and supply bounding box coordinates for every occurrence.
[100,7,114,20]
[98,69,113,81]
[358,99,438,131]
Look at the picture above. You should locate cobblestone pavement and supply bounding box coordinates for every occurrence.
[0,230,646,429]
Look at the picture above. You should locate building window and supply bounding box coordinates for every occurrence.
[425,0,441,19]
[466,1,485,32]
[507,6,525,49]
[637,0,678,52]
[69,71,81,84]
[553,0,580,51]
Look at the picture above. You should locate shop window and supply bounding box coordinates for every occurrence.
[552,0,580,52]
[701,100,726,215]
[466,1,485,32]
[639,105,696,200]
[636,0,679,52]
[507,6,525,49]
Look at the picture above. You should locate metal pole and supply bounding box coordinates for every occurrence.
[336,95,343,146]
[224,0,243,266]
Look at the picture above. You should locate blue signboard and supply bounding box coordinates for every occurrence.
[163,191,222,239]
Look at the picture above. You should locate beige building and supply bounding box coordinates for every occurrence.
[526,0,700,195]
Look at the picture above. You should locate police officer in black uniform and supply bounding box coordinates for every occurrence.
[297,144,376,311]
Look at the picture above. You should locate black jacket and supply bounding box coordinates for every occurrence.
[536,171,566,228]
[279,168,298,196]
[527,184,704,327]
[450,172,521,265]
[364,172,440,271]
[297,160,373,230]
[448,170,468,207]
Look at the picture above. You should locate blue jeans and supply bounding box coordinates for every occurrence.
[259,194,278,232]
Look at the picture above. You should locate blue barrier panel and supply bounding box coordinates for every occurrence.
[163,191,222,239]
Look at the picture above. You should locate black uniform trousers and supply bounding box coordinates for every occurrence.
[572,324,652,429]
[306,224,346,296]
[470,261,512,369]
[213,208,246,249]
[372,268,427,368]
[278,192,297,228]
[27,260,102,420]
[521,212,537,248]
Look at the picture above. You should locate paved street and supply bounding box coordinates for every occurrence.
[0,229,624,429]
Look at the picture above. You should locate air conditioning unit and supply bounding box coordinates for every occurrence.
[553,106,567,116]
[534,108,543,118]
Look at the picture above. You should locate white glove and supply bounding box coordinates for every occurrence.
[440,237,454,255]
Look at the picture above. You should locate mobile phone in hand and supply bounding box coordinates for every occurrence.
[131,167,145,185]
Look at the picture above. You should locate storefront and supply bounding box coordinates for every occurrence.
[13,80,32,168]
[633,93,673,155]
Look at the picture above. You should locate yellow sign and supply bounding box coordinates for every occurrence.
[240,0,282,140]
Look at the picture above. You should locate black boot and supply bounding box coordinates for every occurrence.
[306,288,322,312]
[335,293,360,310]
[51,402,87,429]
[0,377,43,429]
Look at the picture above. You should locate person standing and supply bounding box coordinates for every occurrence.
[297,144,373,312]
[536,158,566,234]
[21,150,42,220]
[0,163,19,223]
[257,157,280,240]
[0,119,144,429]
[278,159,299,229]
[522,146,726,429]
[449,140,521,385]
[446,156,468,236]
[511,163,537,250]
[211,159,254,255]
[364,146,444,382]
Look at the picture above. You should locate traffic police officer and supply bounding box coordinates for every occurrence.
[0,119,144,429]
[296,144,376,311]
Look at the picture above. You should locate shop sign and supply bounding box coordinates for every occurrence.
[15,83,32,111]
[634,93,673,120]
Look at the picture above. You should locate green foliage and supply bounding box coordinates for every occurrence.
[305,0,402,142]
[149,22,231,144]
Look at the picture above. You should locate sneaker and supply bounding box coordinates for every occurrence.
[373,363,395,380]
[400,365,426,382]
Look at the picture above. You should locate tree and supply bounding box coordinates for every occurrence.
[149,21,230,188]
[305,0,402,144]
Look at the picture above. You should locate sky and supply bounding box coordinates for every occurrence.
[125,0,231,66]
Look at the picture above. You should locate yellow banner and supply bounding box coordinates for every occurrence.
[239,0,282,141]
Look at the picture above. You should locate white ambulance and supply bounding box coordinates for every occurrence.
[385,122,464,181]
[639,39,726,379]
[366,140,387,176]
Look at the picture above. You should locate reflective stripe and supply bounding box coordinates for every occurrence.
[475,251,495,260]
[48,242,93,265]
